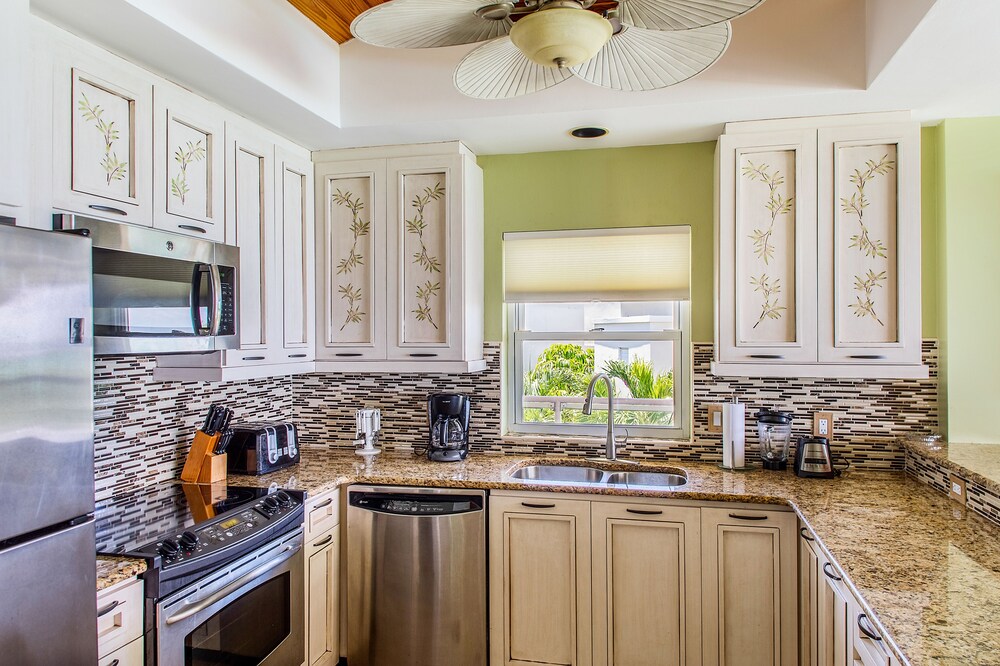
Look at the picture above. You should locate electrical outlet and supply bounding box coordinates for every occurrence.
[813,411,834,439]
[707,404,724,433]
[949,474,967,506]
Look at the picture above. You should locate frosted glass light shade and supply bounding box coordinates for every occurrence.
[503,227,692,303]
[509,8,613,68]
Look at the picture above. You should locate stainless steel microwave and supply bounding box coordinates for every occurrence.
[55,214,239,355]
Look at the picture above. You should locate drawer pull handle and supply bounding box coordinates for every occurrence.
[335,353,363,357]
[521,502,556,509]
[822,562,842,581]
[108,660,120,666]
[242,356,266,361]
[849,354,886,360]
[857,614,882,641]
[626,508,663,515]
[88,204,126,216]
[178,224,207,234]
[312,535,333,548]
[728,513,768,521]
[288,353,308,358]
[97,599,121,617]
[409,353,439,358]
[749,354,783,359]
[799,527,815,541]
[313,498,334,509]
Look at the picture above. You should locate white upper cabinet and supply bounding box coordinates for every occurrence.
[52,49,153,226]
[714,113,926,379]
[0,0,28,215]
[277,147,316,362]
[152,83,226,241]
[314,142,485,373]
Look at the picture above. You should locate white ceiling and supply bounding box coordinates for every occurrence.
[32,0,1000,154]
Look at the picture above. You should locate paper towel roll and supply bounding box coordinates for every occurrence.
[722,401,746,469]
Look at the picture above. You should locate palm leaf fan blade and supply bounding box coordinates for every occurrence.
[351,0,512,49]
[455,37,572,100]
[615,0,764,31]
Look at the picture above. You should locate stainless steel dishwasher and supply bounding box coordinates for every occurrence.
[346,485,487,666]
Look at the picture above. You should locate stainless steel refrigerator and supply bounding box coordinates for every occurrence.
[0,224,97,664]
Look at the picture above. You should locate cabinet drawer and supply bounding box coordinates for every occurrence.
[97,577,143,657]
[306,490,340,538]
[98,635,144,666]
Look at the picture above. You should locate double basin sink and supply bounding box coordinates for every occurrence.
[508,463,687,489]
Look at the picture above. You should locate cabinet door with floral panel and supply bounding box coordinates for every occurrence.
[152,84,225,241]
[316,160,386,360]
[817,124,921,364]
[717,131,817,364]
[53,57,152,225]
[386,155,464,360]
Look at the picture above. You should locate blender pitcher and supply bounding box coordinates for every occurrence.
[755,409,793,470]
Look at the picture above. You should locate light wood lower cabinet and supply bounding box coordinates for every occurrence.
[701,507,798,666]
[800,524,855,666]
[489,495,593,666]
[97,577,144,665]
[800,528,820,666]
[591,503,701,666]
[305,490,341,666]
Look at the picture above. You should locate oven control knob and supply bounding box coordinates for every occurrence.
[275,490,292,506]
[158,539,180,557]
[263,496,280,512]
[179,531,199,551]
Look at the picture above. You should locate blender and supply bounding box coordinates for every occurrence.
[755,409,793,470]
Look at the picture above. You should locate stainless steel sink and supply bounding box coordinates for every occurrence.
[509,465,606,484]
[604,471,688,488]
[508,464,687,489]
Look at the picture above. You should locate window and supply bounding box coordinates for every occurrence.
[503,227,691,440]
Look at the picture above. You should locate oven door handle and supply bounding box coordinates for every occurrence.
[164,544,300,625]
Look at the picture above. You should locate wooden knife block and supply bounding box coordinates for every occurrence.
[180,431,228,483]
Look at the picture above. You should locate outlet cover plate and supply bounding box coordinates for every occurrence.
[813,411,834,439]
[949,474,967,506]
[707,404,723,433]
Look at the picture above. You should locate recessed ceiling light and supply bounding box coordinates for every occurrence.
[570,126,609,139]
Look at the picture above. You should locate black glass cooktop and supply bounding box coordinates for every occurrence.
[95,483,274,555]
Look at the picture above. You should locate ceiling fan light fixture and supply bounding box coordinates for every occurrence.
[509,6,613,69]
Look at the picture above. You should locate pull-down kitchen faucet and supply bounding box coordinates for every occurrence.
[582,372,617,461]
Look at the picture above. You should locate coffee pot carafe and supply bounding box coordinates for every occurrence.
[427,393,471,462]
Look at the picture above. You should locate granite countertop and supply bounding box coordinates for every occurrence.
[231,445,1000,666]
[903,436,1000,497]
[96,555,146,592]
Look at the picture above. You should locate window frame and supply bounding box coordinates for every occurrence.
[505,301,691,440]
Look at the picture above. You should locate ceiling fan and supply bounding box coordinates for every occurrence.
[351,0,767,99]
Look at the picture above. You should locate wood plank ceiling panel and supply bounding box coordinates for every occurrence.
[287,0,389,44]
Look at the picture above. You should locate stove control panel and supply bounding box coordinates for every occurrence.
[155,490,301,565]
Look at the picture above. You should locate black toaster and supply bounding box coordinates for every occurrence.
[225,421,300,475]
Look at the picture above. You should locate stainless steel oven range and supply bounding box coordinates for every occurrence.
[96,483,304,666]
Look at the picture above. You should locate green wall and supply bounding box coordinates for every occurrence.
[480,142,717,342]
[936,117,1000,443]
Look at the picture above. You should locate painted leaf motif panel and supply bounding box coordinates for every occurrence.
[401,172,447,345]
[835,143,899,344]
[327,176,374,345]
[166,116,211,221]
[73,76,135,202]
[735,150,797,345]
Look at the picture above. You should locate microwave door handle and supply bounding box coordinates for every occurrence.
[208,264,223,336]
[190,264,208,335]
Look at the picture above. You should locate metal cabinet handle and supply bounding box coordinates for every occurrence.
[288,353,308,358]
[88,204,126,216]
[313,498,333,509]
[335,353,363,357]
[857,614,882,641]
[799,527,815,541]
[108,660,120,666]
[242,356,266,361]
[409,353,439,358]
[312,535,333,548]
[521,502,556,509]
[749,354,783,359]
[626,508,664,515]
[97,599,121,617]
[728,513,768,521]
[849,354,886,360]
[178,224,207,234]
[822,562,842,581]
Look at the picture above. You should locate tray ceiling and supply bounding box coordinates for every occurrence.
[287,0,388,43]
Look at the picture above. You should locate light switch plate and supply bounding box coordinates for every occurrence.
[707,404,723,433]
[813,411,834,439]
[949,474,967,506]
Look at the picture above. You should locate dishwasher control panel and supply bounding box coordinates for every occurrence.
[349,491,483,516]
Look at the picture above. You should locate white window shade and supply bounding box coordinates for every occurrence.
[503,226,691,302]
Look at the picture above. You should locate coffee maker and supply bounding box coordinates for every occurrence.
[427,393,471,462]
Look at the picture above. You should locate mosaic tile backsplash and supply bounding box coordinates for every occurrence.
[906,447,1000,529]
[94,341,939,495]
